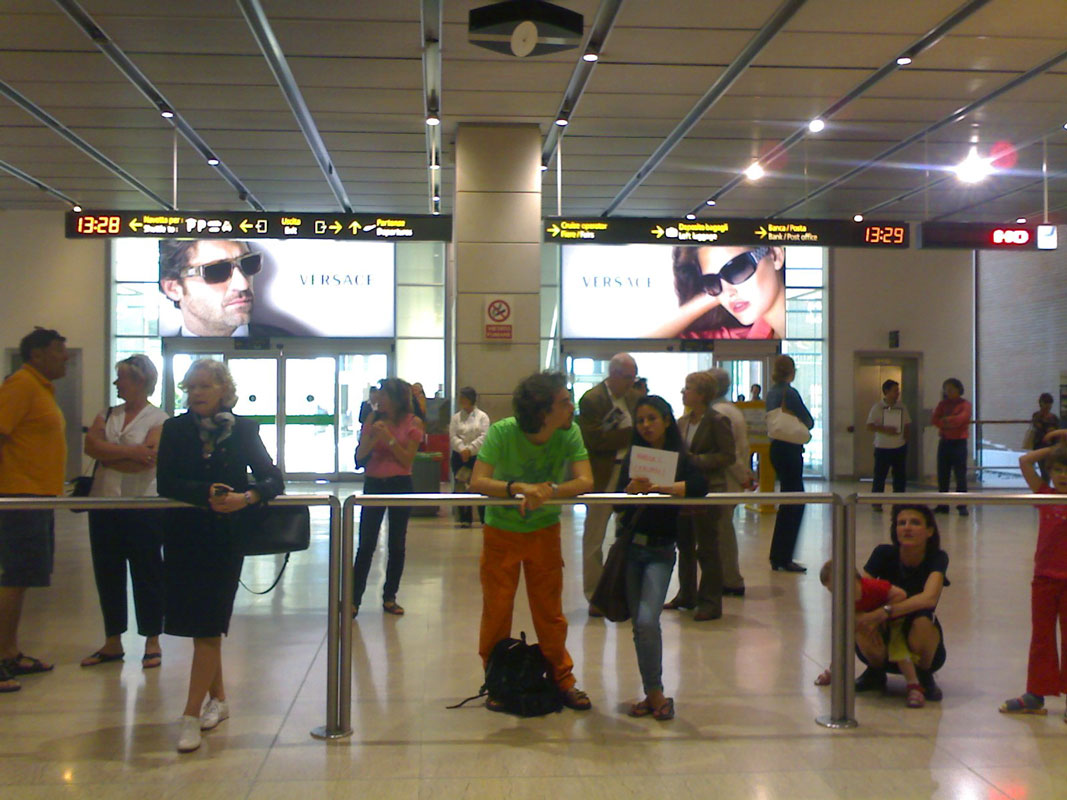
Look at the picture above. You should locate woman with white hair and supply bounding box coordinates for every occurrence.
[156,359,284,753]
[81,354,170,669]
[707,367,753,596]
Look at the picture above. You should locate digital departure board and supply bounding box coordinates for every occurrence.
[545,217,910,248]
[66,211,453,241]
[919,222,1058,250]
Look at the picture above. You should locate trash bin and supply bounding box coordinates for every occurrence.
[410,452,442,517]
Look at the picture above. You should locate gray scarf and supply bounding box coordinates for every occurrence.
[194,411,235,458]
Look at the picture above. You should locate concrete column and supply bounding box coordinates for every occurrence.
[453,124,542,422]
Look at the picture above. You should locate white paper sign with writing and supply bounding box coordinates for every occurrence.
[629,446,679,488]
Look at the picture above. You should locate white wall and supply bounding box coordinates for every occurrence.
[830,247,975,481]
[0,210,108,458]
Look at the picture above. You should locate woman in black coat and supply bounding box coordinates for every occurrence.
[156,359,283,753]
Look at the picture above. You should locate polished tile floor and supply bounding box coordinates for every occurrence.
[5,483,1065,799]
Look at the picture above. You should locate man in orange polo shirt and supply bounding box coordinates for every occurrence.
[0,327,69,693]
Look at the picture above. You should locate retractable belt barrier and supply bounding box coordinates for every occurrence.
[4,490,1060,740]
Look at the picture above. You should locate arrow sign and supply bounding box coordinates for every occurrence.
[755,226,767,239]
[348,221,361,234]
[240,219,254,233]
[129,218,142,231]
[329,220,342,234]
[651,225,664,238]
[548,224,560,237]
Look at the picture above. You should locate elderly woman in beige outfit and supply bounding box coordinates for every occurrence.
[707,368,754,596]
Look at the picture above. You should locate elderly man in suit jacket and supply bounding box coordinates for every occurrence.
[577,353,639,612]
[667,371,735,621]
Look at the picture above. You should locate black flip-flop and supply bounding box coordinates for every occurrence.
[0,662,20,693]
[141,651,162,669]
[80,650,125,667]
[5,653,54,674]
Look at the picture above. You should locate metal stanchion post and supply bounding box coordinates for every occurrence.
[312,496,351,739]
[338,494,356,735]
[817,494,858,729]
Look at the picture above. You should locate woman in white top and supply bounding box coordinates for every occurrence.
[80,355,170,669]
[449,386,490,526]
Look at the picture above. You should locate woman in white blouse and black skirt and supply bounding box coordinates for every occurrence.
[449,386,490,526]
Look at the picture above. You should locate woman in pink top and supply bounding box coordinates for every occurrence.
[352,378,424,617]
[932,378,972,516]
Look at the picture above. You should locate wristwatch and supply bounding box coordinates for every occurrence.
[505,480,516,498]
[882,604,893,620]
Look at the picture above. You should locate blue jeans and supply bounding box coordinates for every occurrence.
[625,542,676,694]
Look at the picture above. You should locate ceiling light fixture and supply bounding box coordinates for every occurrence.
[540,163,549,172]
[159,108,174,119]
[426,114,440,126]
[853,214,864,222]
[429,162,441,171]
[705,199,717,206]
[1016,217,1027,224]
[555,116,569,127]
[896,55,912,66]
[685,213,696,220]
[582,52,598,62]
[744,161,764,181]
[207,157,220,166]
[954,145,992,183]
[72,204,82,212]
[432,194,440,202]
[808,118,825,133]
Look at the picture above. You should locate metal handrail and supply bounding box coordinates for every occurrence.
[0,495,347,740]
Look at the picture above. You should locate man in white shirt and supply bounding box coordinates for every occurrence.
[866,379,912,511]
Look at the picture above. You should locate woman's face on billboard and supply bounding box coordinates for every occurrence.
[696,246,783,326]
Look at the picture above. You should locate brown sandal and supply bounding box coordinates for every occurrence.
[560,687,592,710]
[628,699,654,717]
[652,697,675,721]
[382,601,405,616]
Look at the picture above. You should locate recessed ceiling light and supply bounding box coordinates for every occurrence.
[1016,217,1027,224]
[744,161,764,181]
[555,117,569,127]
[685,213,696,220]
[582,52,598,62]
[432,194,440,202]
[426,114,440,126]
[896,55,912,66]
[705,199,717,206]
[853,214,864,222]
[207,157,220,166]
[808,118,825,133]
[160,109,174,119]
[432,210,439,215]
[429,162,441,171]
[72,204,82,212]
[954,145,991,183]
[540,164,549,172]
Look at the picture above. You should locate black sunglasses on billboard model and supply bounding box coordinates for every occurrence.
[699,246,770,296]
[180,252,262,284]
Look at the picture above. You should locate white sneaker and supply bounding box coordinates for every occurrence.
[200,698,230,731]
[177,715,202,753]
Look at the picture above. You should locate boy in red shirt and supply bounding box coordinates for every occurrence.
[1000,432,1067,716]
[816,561,926,707]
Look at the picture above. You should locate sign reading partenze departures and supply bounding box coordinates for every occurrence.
[545,217,910,248]
[66,211,452,241]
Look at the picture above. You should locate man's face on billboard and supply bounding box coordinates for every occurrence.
[161,240,255,336]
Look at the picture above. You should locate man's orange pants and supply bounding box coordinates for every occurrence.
[479,522,575,691]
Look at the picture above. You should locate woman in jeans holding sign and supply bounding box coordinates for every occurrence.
[614,395,707,721]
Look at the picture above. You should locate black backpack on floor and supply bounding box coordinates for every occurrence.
[448,631,563,717]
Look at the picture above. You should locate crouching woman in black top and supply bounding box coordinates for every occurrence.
[157,359,284,753]
[616,395,708,721]
[856,504,950,702]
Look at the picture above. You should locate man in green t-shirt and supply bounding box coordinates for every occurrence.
[470,371,594,711]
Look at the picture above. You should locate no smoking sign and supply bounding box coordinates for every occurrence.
[483,295,516,341]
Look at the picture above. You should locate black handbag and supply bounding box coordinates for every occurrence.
[232,502,311,557]
[590,512,642,623]
[70,407,113,512]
